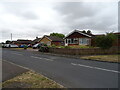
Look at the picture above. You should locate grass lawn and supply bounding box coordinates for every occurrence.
[2,71,63,88]
[51,45,95,49]
[80,55,120,63]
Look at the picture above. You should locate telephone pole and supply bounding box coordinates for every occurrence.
[11,33,12,41]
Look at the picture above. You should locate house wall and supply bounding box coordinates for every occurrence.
[65,32,91,46]
[51,41,64,46]
[39,37,51,46]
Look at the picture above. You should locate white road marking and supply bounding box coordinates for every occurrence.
[31,56,53,61]
[31,56,42,59]
[71,63,120,73]
[3,60,30,70]
[12,53,23,56]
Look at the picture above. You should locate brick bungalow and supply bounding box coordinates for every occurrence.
[64,30,92,46]
[39,35,64,46]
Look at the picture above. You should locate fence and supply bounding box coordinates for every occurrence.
[49,47,119,55]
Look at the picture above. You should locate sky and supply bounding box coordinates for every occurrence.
[0,0,118,42]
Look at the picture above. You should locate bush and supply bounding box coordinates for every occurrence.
[39,46,49,52]
[95,33,117,49]
[51,44,56,48]
[64,46,71,48]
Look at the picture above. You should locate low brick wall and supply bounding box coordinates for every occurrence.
[49,47,119,55]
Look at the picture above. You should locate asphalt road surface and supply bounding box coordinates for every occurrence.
[2,49,119,88]
[2,60,28,82]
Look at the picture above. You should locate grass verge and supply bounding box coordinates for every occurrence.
[2,71,63,88]
[80,55,120,63]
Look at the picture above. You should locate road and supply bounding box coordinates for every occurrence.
[2,49,119,88]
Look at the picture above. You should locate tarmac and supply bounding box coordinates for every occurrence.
[2,60,28,82]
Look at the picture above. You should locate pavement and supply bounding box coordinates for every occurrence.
[2,60,28,82]
[2,48,119,88]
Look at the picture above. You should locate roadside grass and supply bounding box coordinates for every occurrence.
[80,55,120,63]
[2,71,63,88]
[50,45,96,49]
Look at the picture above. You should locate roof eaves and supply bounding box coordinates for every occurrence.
[64,29,91,39]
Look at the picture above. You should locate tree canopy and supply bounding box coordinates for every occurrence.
[82,30,92,35]
[50,33,65,38]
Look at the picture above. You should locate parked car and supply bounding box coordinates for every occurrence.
[3,44,18,48]
[10,44,19,48]
[3,44,10,48]
[27,44,32,47]
[32,43,40,49]
[19,45,24,48]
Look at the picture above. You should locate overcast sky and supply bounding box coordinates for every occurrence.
[0,0,118,42]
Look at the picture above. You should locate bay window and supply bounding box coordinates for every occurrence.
[79,38,89,45]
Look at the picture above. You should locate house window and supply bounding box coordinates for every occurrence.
[71,39,74,43]
[47,41,51,46]
[68,39,71,44]
[74,38,78,43]
[79,38,89,45]
[67,38,78,44]
[65,39,68,43]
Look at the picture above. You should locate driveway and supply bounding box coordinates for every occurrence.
[2,48,119,88]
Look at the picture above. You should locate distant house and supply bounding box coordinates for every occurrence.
[32,37,41,45]
[39,35,64,46]
[64,30,92,46]
[11,39,32,46]
[17,39,32,45]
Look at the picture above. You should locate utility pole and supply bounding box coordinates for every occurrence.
[11,33,12,41]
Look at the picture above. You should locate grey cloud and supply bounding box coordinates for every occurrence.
[22,11,38,20]
[1,2,38,20]
[0,2,118,42]
[55,2,101,22]
[54,2,117,33]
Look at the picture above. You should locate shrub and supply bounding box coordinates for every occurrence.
[58,46,65,48]
[95,33,117,49]
[64,46,71,48]
[51,44,57,48]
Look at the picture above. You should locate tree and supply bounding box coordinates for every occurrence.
[82,30,86,34]
[50,33,65,38]
[6,40,11,44]
[87,30,92,35]
[95,33,117,49]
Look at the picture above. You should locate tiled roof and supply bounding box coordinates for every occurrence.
[32,38,41,44]
[45,36,64,42]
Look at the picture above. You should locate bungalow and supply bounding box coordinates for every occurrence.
[39,35,64,46]
[11,39,32,46]
[32,37,41,45]
[16,39,32,45]
[64,30,92,46]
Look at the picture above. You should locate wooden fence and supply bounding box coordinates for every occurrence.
[49,47,119,55]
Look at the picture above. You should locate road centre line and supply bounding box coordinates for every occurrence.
[71,63,120,73]
[31,56,53,61]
